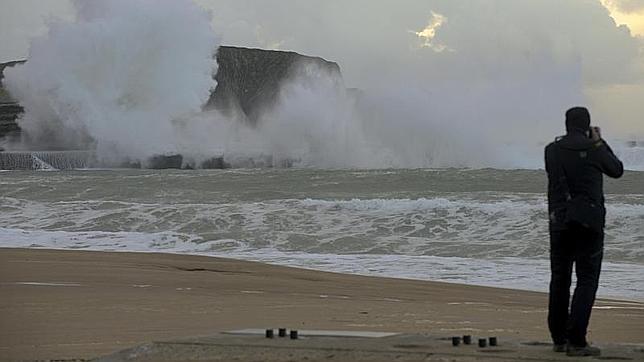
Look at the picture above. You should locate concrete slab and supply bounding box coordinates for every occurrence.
[94,332,644,362]
[225,328,400,338]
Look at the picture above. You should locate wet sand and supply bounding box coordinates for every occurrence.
[1,248,643,361]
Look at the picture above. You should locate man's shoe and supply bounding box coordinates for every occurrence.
[566,344,601,357]
[553,343,566,353]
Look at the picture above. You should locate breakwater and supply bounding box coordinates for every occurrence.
[0,151,92,170]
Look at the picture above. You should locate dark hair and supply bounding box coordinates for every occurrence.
[565,107,591,133]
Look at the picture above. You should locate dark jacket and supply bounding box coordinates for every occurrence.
[545,130,624,231]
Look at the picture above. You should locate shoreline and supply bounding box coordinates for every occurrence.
[1,247,643,360]
[2,244,643,302]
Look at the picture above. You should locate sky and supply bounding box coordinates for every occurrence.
[602,0,644,35]
[0,0,643,137]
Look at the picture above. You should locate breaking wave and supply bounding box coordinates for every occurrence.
[1,196,642,262]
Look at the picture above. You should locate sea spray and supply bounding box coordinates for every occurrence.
[4,1,641,170]
[4,0,219,164]
[239,56,585,169]
[213,2,591,169]
[258,61,374,168]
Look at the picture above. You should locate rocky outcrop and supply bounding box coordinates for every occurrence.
[0,151,92,170]
[0,60,25,87]
[210,46,341,123]
[0,47,341,140]
[0,60,26,145]
[0,103,22,140]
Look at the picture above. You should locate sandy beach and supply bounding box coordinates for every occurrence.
[1,248,643,361]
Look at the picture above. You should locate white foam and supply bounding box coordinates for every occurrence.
[1,176,642,302]
[1,194,642,262]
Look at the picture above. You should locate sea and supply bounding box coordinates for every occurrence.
[1,168,643,300]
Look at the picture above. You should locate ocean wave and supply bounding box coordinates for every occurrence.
[1,196,642,263]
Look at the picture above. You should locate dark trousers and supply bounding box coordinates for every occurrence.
[548,223,604,347]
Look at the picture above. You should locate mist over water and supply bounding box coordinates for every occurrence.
[3,0,643,169]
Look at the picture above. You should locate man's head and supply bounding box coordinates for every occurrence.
[565,107,591,134]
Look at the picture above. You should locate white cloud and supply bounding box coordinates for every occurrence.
[191,0,643,88]
[196,0,644,137]
[603,0,644,12]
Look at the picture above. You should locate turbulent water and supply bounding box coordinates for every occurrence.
[1,168,643,300]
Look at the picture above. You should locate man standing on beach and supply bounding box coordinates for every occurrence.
[544,107,624,357]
